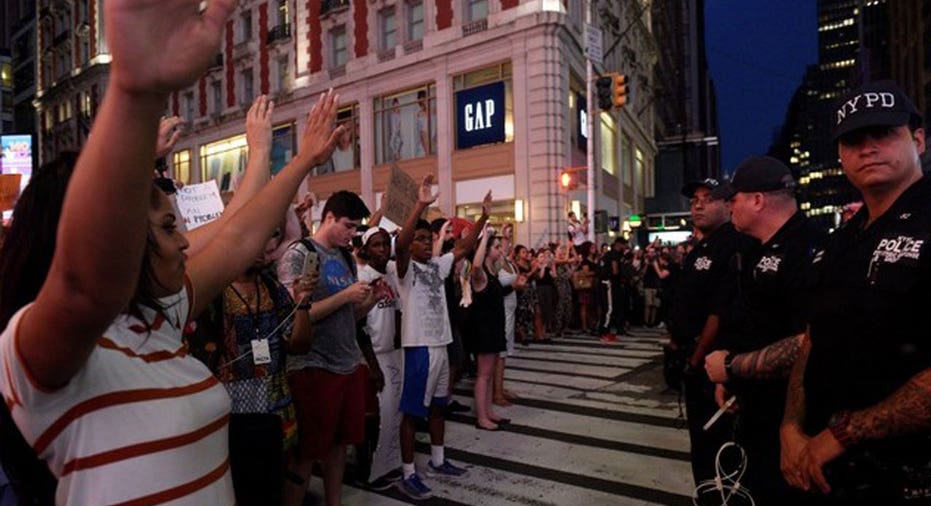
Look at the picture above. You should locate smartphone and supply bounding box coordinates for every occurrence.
[302,251,319,275]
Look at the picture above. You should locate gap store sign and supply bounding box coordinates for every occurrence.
[456,81,505,149]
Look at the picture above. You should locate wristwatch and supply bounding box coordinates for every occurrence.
[723,353,735,380]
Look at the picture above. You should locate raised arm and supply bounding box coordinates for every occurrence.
[185,94,274,255]
[187,90,344,318]
[19,0,238,388]
[470,225,491,293]
[452,191,491,262]
[433,219,451,258]
[396,174,438,279]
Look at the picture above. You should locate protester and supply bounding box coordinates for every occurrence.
[567,211,588,247]
[780,80,931,505]
[493,224,522,405]
[465,228,511,430]
[355,227,405,491]
[0,2,344,503]
[667,178,752,493]
[393,176,488,499]
[277,190,383,506]
[702,156,821,505]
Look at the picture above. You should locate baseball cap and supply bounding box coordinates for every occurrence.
[361,226,389,248]
[831,80,922,142]
[710,156,796,200]
[680,178,721,198]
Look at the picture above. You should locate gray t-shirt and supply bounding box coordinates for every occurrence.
[278,238,362,374]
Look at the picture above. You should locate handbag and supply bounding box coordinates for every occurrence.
[571,271,593,290]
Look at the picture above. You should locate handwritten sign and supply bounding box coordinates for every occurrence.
[0,174,22,211]
[175,181,225,230]
[383,164,420,225]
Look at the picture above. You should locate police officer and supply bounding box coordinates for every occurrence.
[668,178,752,493]
[703,156,822,505]
[781,80,931,505]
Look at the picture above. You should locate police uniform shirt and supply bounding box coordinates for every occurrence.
[719,211,820,354]
[669,222,752,347]
[805,176,931,457]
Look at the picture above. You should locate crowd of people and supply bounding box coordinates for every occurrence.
[0,3,930,506]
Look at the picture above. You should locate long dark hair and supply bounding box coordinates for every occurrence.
[0,153,77,505]
[0,156,171,503]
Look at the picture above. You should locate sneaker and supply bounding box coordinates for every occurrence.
[396,474,432,500]
[600,333,619,344]
[426,459,468,478]
[368,468,403,491]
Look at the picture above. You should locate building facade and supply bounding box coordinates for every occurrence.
[648,0,719,218]
[7,0,38,135]
[887,0,931,171]
[34,0,108,165]
[167,0,658,247]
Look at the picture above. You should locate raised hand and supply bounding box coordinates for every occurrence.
[155,116,186,158]
[296,89,344,169]
[105,0,238,94]
[419,175,438,205]
[481,190,493,216]
[246,95,274,154]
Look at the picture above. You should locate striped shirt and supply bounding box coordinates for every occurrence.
[0,281,234,505]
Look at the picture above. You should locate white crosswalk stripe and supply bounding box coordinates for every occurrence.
[307,328,694,506]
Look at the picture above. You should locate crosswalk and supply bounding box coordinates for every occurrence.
[306,328,694,506]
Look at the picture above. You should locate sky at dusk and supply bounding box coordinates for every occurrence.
[705,0,819,175]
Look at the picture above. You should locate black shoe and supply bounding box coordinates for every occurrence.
[446,400,470,413]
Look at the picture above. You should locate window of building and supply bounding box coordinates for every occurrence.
[330,26,347,68]
[374,85,436,163]
[466,0,488,21]
[277,57,290,93]
[80,38,89,66]
[172,149,192,184]
[270,123,297,175]
[600,113,617,175]
[184,92,195,121]
[57,50,68,78]
[277,0,289,26]
[241,68,254,105]
[200,134,247,191]
[0,63,11,88]
[212,80,222,114]
[621,134,632,185]
[407,1,424,41]
[80,92,92,118]
[635,147,644,196]
[241,10,252,42]
[380,7,397,52]
[453,62,514,144]
[313,104,358,174]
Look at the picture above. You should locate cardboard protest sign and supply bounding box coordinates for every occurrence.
[0,174,22,211]
[175,180,225,230]
[383,164,420,225]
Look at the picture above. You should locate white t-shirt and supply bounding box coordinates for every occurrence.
[0,281,234,505]
[397,252,455,347]
[568,222,586,246]
[359,262,400,355]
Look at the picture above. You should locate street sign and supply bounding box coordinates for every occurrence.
[585,24,603,65]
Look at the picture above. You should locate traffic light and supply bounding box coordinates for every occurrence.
[612,73,628,108]
[559,169,578,190]
[595,76,614,110]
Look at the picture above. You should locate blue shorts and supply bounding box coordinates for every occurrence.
[399,346,450,418]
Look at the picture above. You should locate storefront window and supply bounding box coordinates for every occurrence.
[270,123,296,175]
[374,85,436,164]
[600,113,617,175]
[172,149,191,184]
[314,105,359,174]
[453,62,513,145]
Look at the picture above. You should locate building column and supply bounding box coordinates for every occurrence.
[435,63,454,216]
[359,97,374,207]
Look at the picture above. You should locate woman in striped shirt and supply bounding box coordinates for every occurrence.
[0,1,344,504]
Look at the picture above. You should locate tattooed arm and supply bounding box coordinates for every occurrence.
[844,368,931,443]
[729,333,805,380]
[781,334,812,490]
